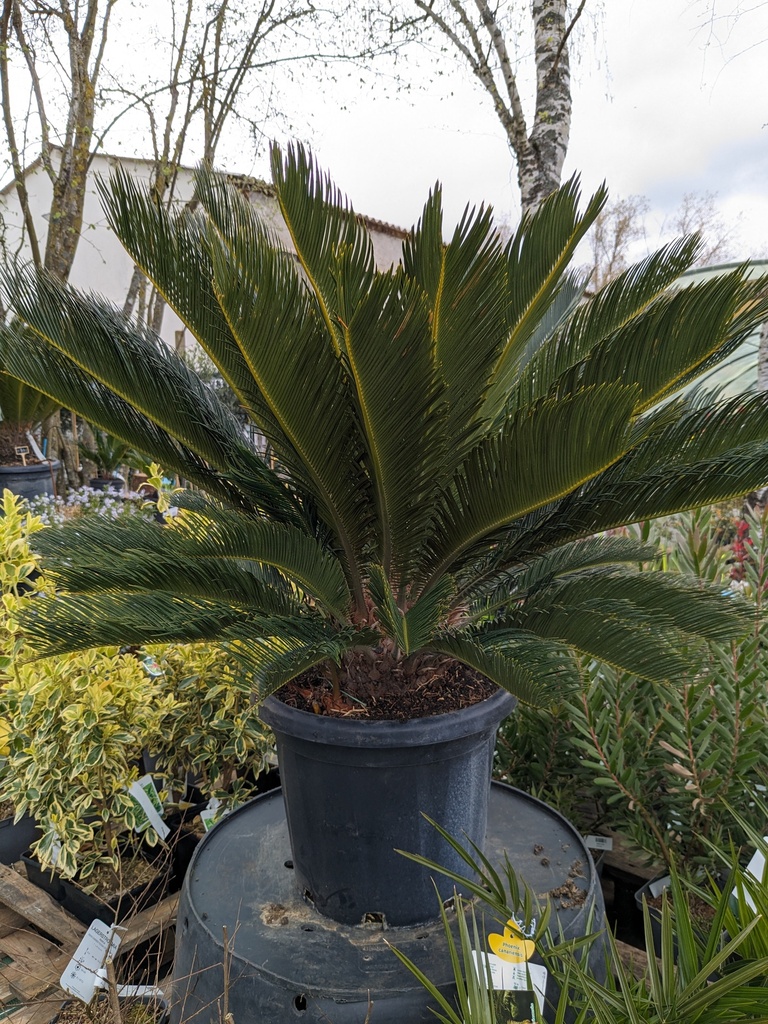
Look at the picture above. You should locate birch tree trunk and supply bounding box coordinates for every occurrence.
[1,0,115,487]
[757,321,768,393]
[517,0,577,212]
[406,0,586,214]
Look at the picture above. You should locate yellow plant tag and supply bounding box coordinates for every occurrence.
[488,920,536,963]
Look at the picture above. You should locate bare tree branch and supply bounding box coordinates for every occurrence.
[1,0,42,265]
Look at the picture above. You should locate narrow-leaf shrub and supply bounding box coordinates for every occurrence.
[496,504,768,870]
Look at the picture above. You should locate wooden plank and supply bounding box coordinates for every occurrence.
[616,940,648,974]
[0,910,27,941]
[614,937,652,980]
[0,866,85,949]
[4,995,64,1024]
[0,1002,27,1024]
[601,830,664,885]
[117,893,178,954]
[0,932,68,1002]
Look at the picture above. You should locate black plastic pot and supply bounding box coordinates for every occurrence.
[635,876,670,958]
[260,688,516,927]
[0,812,40,865]
[171,782,606,1024]
[0,460,59,501]
[162,808,208,885]
[21,849,66,902]
[88,476,124,492]
[23,839,176,926]
[59,866,171,926]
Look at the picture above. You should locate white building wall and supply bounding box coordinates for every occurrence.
[0,153,406,349]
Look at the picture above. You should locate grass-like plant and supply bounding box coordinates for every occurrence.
[0,370,59,464]
[391,824,768,1023]
[78,427,135,480]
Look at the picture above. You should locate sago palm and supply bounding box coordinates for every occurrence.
[3,144,768,711]
[0,370,59,462]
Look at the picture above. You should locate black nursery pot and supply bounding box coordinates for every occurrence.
[0,460,59,501]
[21,849,66,902]
[0,812,40,865]
[88,476,123,492]
[23,837,176,926]
[59,863,170,926]
[260,687,516,928]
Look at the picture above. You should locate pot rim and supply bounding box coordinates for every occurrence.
[0,458,61,473]
[260,685,516,748]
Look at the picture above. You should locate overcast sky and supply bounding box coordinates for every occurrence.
[262,1,768,259]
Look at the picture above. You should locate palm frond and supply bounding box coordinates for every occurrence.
[550,390,768,540]
[205,195,373,604]
[0,317,288,512]
[32,510,350,620]
[368,566,455,654]
[431,629,578,707]
[512,236,702,411]
[463,535,661,614]
[506,268,586,387]
[480,176,607,422]
[662,270,768,400]
[20,592,257,655]
[96,167,286,443]
[423,381,639,586]
[270,142,375,350]
[170,504,350,617]
[3,269,302,516]
[20,589,350,665]
[106,160,378,536]
[0,327,61,425]
[402,191,509,453]
[345,271,450,579]
[506,569,747,680]
[565,269,768,413]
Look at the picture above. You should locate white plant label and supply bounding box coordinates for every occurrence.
[649,875,671,899]
[584,835,613,851]
[128,774,169,839]
[738,838,768,911]
[471,950,547,1016]
[49,832,62,867]
[60,920,122,1003]
[200,806,231,832]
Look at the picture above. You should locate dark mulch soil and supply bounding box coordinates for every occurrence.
[54,998,161,1023]
[648,889,717,928]
[82,854,161,901]
[0,433,42,465]
[277,656,497,721]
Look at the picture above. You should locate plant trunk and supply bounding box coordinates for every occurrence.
[79,420,98,482]
[43,412,80,489]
